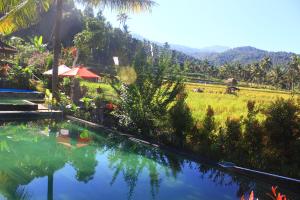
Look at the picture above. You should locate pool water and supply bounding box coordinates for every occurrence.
[0,120,298,200]
[0,98,29,105]
[0,89,37,93]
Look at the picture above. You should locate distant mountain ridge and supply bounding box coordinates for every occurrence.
[132,34,297,66]
[174,45,298,66]
[194,46,297,66]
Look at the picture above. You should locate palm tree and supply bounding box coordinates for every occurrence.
[287,55,300,91]
[117,13,130,29]
[267,66,286,89]
[0,0,155,99]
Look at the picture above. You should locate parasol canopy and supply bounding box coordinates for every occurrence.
[43,65,71,76]
[60,65,100,80]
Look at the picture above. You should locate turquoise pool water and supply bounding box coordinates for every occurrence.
[0,98,28,105]
[0,120,298,200]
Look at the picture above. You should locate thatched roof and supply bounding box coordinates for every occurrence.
[224,78,238,85]
[0,40,17,54]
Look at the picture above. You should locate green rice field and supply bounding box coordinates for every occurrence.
[81,80,296,125]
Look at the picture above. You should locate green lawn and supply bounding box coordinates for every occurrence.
[80,80,118,103]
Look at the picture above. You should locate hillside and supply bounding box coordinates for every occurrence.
[132,34,297,66]
[192,46,297,66]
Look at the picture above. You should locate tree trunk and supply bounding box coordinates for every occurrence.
[52,0,63,100]
[47,173,53,200]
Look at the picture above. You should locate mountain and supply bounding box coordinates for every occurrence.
[169,44,230,58]
[132,34,297,66]
[131,34,230,55]
[194,46,297,66]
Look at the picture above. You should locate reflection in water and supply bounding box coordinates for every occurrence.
[0,120,298,200]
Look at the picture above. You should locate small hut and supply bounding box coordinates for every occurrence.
[224,78,240,94]
[224,78,238,86]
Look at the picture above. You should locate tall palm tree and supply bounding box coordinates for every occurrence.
[0,0,155,99]
[287,55,300,91]
[117,13,130,28]
[268,66,286,89]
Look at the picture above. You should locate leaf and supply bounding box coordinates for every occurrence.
[38,35,43,45]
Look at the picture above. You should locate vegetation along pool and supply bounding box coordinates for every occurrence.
[0,120,299,200]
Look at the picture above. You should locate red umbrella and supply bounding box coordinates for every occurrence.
[60,65,100,80]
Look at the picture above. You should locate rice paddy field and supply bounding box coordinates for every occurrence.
[185,83,296,125]
[81,80,296,126]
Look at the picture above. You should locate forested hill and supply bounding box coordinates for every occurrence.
[192,46,297,66]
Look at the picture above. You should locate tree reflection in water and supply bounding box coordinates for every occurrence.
[0,120,296,200]
[104,139,184,200]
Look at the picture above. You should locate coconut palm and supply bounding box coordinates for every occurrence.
[117,13,130,29]
[287,55,300,91]
[267,66,286,89]
[0,0,155,99]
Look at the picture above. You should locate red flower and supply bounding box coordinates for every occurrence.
[272,186,277,197]
[105,102,116,110]
[240,191,254,200]
[249,191,254,200]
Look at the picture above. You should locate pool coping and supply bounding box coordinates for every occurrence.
[66,115,300,193]
[0,110,63,120]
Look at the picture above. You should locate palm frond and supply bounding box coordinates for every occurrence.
[0,0,53,35]
[76,0,156,12]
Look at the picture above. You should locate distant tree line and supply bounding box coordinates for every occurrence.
[188,56,300,90]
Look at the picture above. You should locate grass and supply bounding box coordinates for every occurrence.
[80,80,118,102]
[80,80,296,126]
[186,83,295,125]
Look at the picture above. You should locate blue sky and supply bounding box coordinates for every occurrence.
[99,0,300,53]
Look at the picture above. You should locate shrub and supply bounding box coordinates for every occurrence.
[62,77,72,95]
[243,101,264,166]
[224,117,243,159]
[169,91,193,147]
[112,45,185,138]
[264,98,300,159]
[202,105,216,137]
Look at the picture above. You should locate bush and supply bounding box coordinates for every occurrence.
[202,106,216,138]
[169,91,193,147]
[243,101,264,166]
[186,106,216,156]
[112,45,185,138]
[62,77,72,95]
[224,117,243,160]
[264,98,300,160]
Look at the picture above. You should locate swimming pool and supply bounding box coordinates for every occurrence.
[0,88,38,93]
[0,98,38,111]
[0,120,299,200]
[0,88,44,100]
